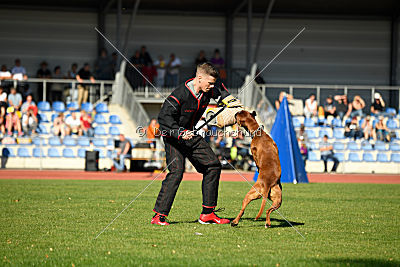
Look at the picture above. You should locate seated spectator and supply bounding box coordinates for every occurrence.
[344,116,363,140]
[127,50,144,89]
[361,115,375,141]
[165,53,181,87]
[370,92,385,115]
[76,63,96,107]
[65,63,78,102]
[0,65,12,82]
[146,118,160,148]
[11,59,28,81]
[21,95,36,114]
[323,96,336,118]
[0,86,7,117]
[140,46,154,85]
[195,50,207,66]
[304,94,317,118]
[67,63,78,79]
[7,87,22,111]
[210,49,226,80]
[37,61,51,79]
[334,95,351,120]
[80,110,93,137]
[5,107,22,136]
[51,66,65,102]
[296,124,308,166]
[375,116,390,142]
[320,135,339,173]
[154,55,166,88]
[112,134,132,172]
[53,113,66,137]
[22,107,38,136]
[350,95,365,118]
[275,91,293,110]
[95,48,113,80]
[65,112,82,136]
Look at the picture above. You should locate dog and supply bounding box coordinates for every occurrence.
[231,110,282,228]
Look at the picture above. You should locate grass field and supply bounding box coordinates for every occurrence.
[0,179,399,266]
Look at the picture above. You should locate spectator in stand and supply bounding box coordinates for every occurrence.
[375,116,390,142]
[370,92,385,115]
[361,115,376,141]
[65,63,78,102]
[344,116,363,140]
[21,107,38,136]
[146,118,160,148]
[76,63,95,107]
[8,87,22,111]
[80,110,93,137]
[304,94,317,118]
[334,95,351,120]
[51,66,65,102]
[53,113,66,138]
[11,59,28,81]
[323,95,336,118]
[5,107,22,136]
[195,50,208,66]
[320,135,339,173]
[0,65,12,89]
[65,112,82,136]
[95,48,114,80]
[0,87,6,136]
[21,94,36,114]
[127,50,144,89]
[112,134,132,172]
[37,61,52,101]
[154,55,166,88]
[210,49,226,80]
[350,95,365,118]
[165,53,181,87]
[275,91,293,110]
[140,46,155,85]
[296,124,309,166]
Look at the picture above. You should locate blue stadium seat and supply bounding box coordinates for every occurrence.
[109,115,122,124]
[52,101,66,112]
[331,118,342,128]
[62,148,75,158]
[63,137,76,146]
[93,138,106,147]
[305,129,316,139]
[348,153,361,162]
[107,138,115,146]
[81,102,93,113]
[94,126,107,136]
[51,113,58,122]
[109,126,120,136]
[375,141,386,151]
[33,148,45,157]
[67,102,79,111]
[347,142,359,151]
[94,114,107,124]
[95,149,106,158]
[308,151,320,161]
[304,118,315,127]
[49,137,62,146]
[389,143,400,151]
[17,148,30,157]
[333,129,345,139]
[308,142,318,150]
[32,137,46,146]
[78,148,86,158]
[77,138,90,147]
[377,153,390,162]
[362,153,375,162]
[107,150,113,158]
[361,141,373,151]
[37,101,51,112]
[292,117,301,128]
[335,152,345,162]
[391,153,400,163]
[319,129,331,138]
[318,118,327,125]
[333,142,345,150]
[38,113,49,123]
[2,147,15,157]
[37,124,48,134]
[95,103,109,113]
[387,119,398,130]
[48,148,61,158]
[386,107,397,116]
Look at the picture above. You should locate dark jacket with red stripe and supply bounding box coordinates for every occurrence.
[158,78,231,139]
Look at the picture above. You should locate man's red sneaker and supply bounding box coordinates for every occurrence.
[151,214,169,226]
[198,212,230,224]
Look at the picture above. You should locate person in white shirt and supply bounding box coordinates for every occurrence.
[65,112,82,135]
[154,55,166,88]
[22,108,38,136]
[165,53,181,87]
[11,59,28,81]
[304,94,317,118]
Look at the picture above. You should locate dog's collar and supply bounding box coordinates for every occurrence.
[250,124,264,138]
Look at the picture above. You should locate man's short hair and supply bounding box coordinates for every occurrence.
[197,62,219,79]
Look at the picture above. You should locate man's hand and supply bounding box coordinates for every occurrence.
[220,95,243,108]
[182,130,194,140]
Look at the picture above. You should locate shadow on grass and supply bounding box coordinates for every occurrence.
[313,258,399,267]
[170,218,304,228]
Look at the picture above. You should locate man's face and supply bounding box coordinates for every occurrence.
[27,95,32,102]
[15,60,20,66]
[323,136,328,142]
[120,134,125,141]
[11,89,16,95]
[197,72,216,93]
[84,65,90,71]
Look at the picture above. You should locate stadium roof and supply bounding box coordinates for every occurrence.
[1,0,399,19]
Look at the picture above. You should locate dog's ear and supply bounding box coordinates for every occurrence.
[251,111,257,118]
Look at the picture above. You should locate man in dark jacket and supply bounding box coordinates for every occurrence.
[151,62,241,225]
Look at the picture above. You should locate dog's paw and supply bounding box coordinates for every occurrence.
[231,222,238,227]
[265,224,271,228]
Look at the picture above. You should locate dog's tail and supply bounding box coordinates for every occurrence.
[255,197,267,220]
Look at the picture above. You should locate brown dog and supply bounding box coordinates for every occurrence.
[231,110,282,228]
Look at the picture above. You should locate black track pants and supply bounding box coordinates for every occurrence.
[153,135,222,216]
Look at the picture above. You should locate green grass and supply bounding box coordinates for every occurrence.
[0,179,399,266]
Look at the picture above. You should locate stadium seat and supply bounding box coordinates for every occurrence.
[33,148,45,158]
[94,126,107,136]
[77,148,86,158]
[348,152,361,162]
[95,103,109,113]
[308,142,318,150]
[95,149,106,158]
[361,141,373,151]
[387,119,398,130]
[38,113,49,123]
[386,107,397,116]
[390,153,400,163]
[49,137,62,146]
[318,118,327,125]
[362,153,375,162]
[109,126,120,136]
[389,143,400,151]
[2,147,15,157]
[308,151,320,161]
[377,153,390,162]
[107,138,115,146]
[305,129,316,139]
[52,101,66,112]
[48,148,61,158]
[304,118,315,127]
[319,129,331,138]
[93,138,106,147]
[347,142,359,151]
[292,117,301,128]
[17,148,30,157]
[333,142,345,150]
[94,114,107,124]
[375,141,387,151]
[109,115,122,124]
[331,118,342,128]
[77,138,90,147]
[51,113,58,122]
[333,129,345,139]
[37,124,49,134]
[37,101,51,112]
[67,102,79,111]
[63,137,76,146]
[81,102,93,113]
[62,148,75,158]
[335,152,345,162]
[32,137,46,146]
